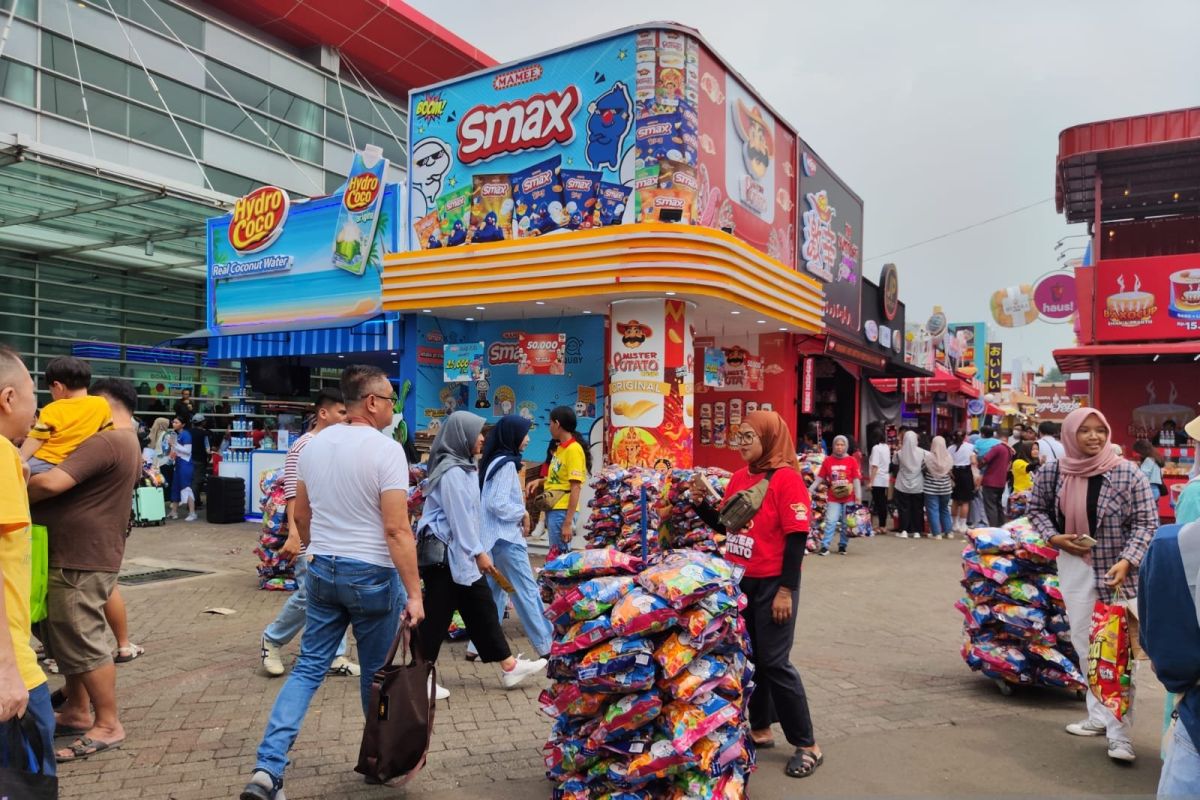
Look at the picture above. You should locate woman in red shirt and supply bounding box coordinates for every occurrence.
[693,410,823,779]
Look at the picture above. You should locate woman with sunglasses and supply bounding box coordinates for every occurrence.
[691,410,823,779]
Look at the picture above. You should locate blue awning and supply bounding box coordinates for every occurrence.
[180,314,404,360]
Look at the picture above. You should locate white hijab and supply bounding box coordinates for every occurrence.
[896,431,926,493]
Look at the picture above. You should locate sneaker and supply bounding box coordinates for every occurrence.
[261,637,284,677]
[818,547,829,557]
[328,656,360,677]
[1107,740,1136,762]
[427,676,451,701]
[897,531,909,539]
[168,511,178,520]
[184,513,197,522]
[501,655,548,689]
[240,769,285,800]
[1065,719,1106,737]
[946,532,955,540]
[837,548,847,556]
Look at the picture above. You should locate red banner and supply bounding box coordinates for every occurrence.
[801,357,815,413]
[517,332,566,375]
[1094,253,1200,342]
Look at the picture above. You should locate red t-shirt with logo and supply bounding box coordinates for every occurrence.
[721,467,812,578]
[817,455,861,504]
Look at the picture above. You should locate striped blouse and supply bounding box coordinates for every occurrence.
[923,466,953,495]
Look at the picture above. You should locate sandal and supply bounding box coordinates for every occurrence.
[114,644,145,663]
[785,748,824,778]
[750,733,776,749]
[56,735,124,763]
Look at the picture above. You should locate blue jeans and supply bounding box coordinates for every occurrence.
[1160,719,1200,797]
[254,555,404,782]
[546,509,572,553]
[262,556,348,658]
[0,683,55,778]
[821,502,848,551]
[467,538,554,658]
[924,493,952,534]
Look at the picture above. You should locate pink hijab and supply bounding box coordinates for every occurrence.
[1057,407,1124,537]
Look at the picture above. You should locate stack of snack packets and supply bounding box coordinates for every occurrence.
[254,468,296,591]
[540,549,755,799]
[661,468,730,554]
[956,517,1084,690]
[585,466,665,556]
[799,453,827,551]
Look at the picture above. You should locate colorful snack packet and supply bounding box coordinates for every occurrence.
[538,682,612,719]
[587,690,664,746]
[579,636,656,681]
[470,174,514,242]
[636,551,735,608]
[436,185,472,246]
[412,210,443,250]
[639,188,692,224]
[596,182,632,227]
[657,158,697,221]
[610,588,679,637]
[659,693,739,754]
[560,169,602,230]
[623,738,695,782]
[1027,643,1086,687]
[545,576,637,627]
[966,526,1018,554]
[636,113,687,167]
[542,549,643,582]
[553,615,617,656]
[582,661,658,694]
[510,155,565,238]
[654,631,709,679]
[690,725,748,777]
[1088,599,1132,720]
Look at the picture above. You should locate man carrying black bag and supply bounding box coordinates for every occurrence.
[241,366,424,800]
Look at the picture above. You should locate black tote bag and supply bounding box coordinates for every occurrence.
[355,621,436,787]
[0,714,58,799]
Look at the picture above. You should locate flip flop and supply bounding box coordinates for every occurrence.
[785,748,824,778]
[56,736,124,763]
[114,644,145,663]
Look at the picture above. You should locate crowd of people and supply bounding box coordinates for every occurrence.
[1,349,1198,797]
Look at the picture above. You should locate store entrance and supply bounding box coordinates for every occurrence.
[798,357,858,452]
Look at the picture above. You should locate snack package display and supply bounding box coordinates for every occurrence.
[543,548,645,582]
[1087,600,1132,720]
[470,174,514,242]
[541,548,754,797]
[597,182,633,227]
[254,468,297,591]
[958,518,1083,692]
[560,169,602,230]
[412,210,444,250]
[639,188,693,224]
[510,155,565,238]
[546,576,638,628]
[585,466,666,556]
[436,185,473,246]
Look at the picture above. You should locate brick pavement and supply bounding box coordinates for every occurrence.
[51,521,1165,798]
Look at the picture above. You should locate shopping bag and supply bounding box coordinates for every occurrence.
[0,714,58,799]
[1087,599,1133,721]
[29,525,48,625]
[355,621,435,787]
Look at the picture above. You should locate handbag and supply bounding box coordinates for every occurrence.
[356,621,436,787]
[536,488,568,513]
[30,524,48,625]
[718,470,778,532]
[0,714,58,799]
[415,526,448,569]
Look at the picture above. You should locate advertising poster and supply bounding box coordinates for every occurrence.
[518,332,567,375]
[1033,272,1077,323]
[1094,254,1200,342]
[712,345,765,392]
[444,342,485,383]
[207,184,399,333]
[946,322,987,379]
[333,145,389,275]
[415,316,604,454]
[985,343,1003,392]
[703,346,725,387]
[1034,384,1082,422]
[1095,365,1198,445]
[797,142,864,336]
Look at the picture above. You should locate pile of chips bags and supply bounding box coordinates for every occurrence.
[408,463,429,526]
[254,467,297,591]
[585,466,666,556]
[660,468,731,554]
[842,503,875,538]
[798,453,827,552]
[540,548,755,799]
[955,517,1082,690]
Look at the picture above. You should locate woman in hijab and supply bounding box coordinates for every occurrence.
[464,415,554,662]
[1138,519,1200,794]
[416,411,546,689]
[690,411,823,779]
[922,435,954,539]
[893,430,927,538]
[1028,407,1157,762]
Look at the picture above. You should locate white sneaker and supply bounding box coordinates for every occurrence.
[184,513,198,522]
[261,637,284,677]
[435,683,450,701]
[501,655,547,689]
[327,656,360,677]
[946,532,955,540]
[897,531,909,539]
[1065,719,1106,737]
[1107,740,1136,762]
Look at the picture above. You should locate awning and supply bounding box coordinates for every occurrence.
[985,402,1005,416]
[1053,340,1200,373]
[159,314,404,359]
[872,366,980,400]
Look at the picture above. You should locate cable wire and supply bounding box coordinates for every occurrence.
[62,0,97,161]
[864,198,1052,262]
[0,0,17,60]
[340,53,407,163]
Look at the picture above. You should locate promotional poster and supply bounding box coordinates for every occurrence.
[797,141,864,337]
[1094,254,1200,342]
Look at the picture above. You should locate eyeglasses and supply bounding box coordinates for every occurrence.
[732,432,758,445]
[365,392,398,405]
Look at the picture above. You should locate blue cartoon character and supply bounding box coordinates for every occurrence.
[426,233,443,249]
[473,210,505,243]
[447,219,467,247]
[586,81,633,172]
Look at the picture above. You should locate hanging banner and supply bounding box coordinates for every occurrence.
[517,332,567,375]
[1094,254,1200,342]
[1032,272,1077,323]
[989,284,1038,328]
[703,347,726,387]
[801,357,815,414]
[985,343,1003,392]
[332,145,389,275]
[444,342,485,383]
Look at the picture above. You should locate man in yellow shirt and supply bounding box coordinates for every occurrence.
[0,345,55,777]
[19,356,111,474]
[526,406,591,559]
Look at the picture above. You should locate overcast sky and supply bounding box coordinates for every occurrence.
[408,0,1200,372]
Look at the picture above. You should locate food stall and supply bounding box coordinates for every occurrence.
[1053,106,1200,519]
[382,23,872,471]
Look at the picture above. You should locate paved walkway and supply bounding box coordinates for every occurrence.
[52,521,1165,798]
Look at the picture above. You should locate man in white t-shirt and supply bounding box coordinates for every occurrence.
[868,433,892,531]
[1037,421,1065,465]
[244,366,424,800]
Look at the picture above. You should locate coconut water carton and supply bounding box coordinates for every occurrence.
[332,144,388,275]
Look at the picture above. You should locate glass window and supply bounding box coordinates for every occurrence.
[269,90,321,134]
[0,58,35,106]
[0,0,37,22]
[204,96,270,146]
[128,105,203,157]
[204,166,255,198]
[267,120,320,163]
[206,61,269,113]
[41,74,128,135]
[128,0,204,48]
[41,32,128,95]
[324,171,345,196]
[128,70,201,122]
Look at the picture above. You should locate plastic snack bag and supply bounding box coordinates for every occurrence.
[553,615,617,656]
[546,576,638,627]
[637,552,735,609]
[469,173,514,242]
[582,661,658,693]
[510,156,565,238]
[610,589,680,637]
[1087,599,1133,720]
[654,631,709,679]
[660,693,739,754]
[539,682,613,719]
[579,636,656,680]
[543,549,644,582]
[587,691,664,746]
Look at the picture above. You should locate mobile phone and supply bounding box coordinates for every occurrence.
[1074,534,1098,549]
[703,476,723,502]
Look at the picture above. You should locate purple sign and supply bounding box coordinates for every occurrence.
[1033,272,1077,322]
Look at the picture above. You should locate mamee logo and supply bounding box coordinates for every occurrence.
[228,186,290,254]
[457,86,582,165]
